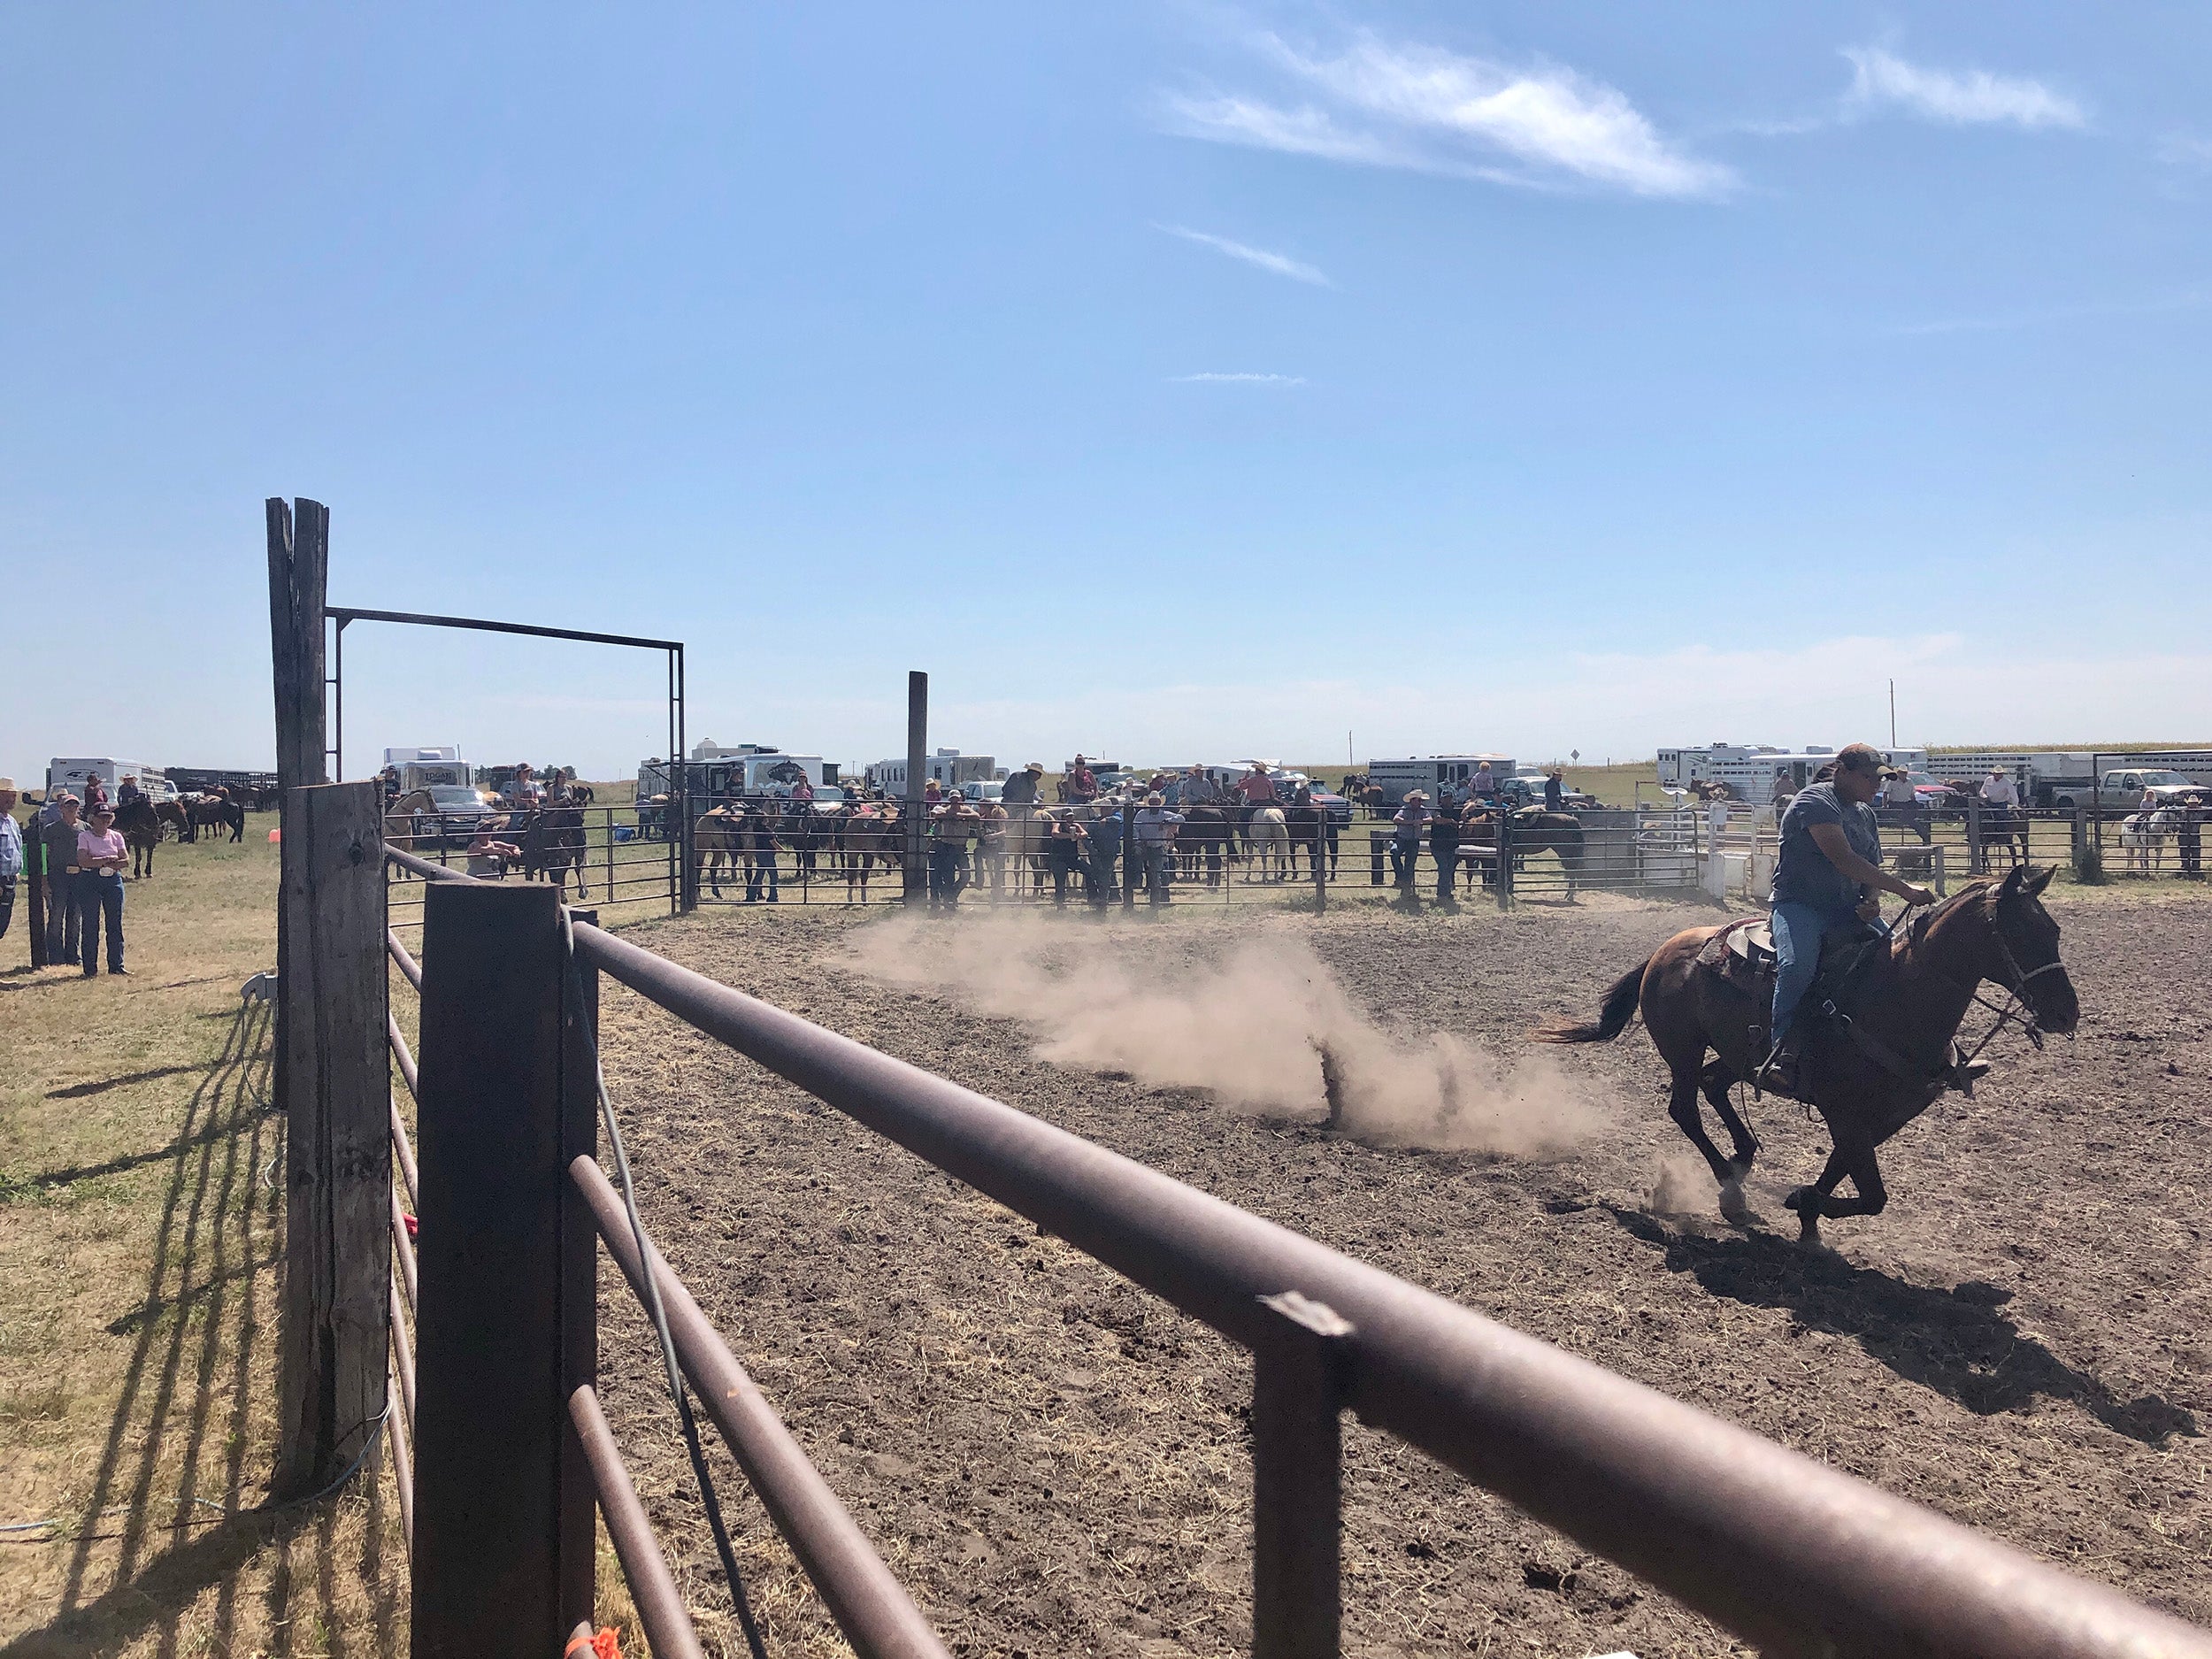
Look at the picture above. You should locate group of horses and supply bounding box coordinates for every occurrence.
[383,792,591,896]
[107,789,248,878]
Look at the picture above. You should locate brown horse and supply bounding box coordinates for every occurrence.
[1534,867,2078,1244]
[114,797,165,878]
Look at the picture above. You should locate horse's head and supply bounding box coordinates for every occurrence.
[1978,865,2078,1036]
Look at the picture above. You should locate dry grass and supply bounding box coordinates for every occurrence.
[0,814,411,1658]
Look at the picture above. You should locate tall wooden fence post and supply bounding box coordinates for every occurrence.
[273,780,389,1494]
[903,670,927,906]
[558,910,603,1636]
[412,881,583,1658]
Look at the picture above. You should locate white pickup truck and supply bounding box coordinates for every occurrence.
[2062,767,2207,809]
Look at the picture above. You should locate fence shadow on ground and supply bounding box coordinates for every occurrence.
[1,998,402,1659]
[1600,1205,2199,1447]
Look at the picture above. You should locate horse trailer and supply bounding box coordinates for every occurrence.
[46,757,173,803]
[382,745,472,793]
[1920,749,2212,809]
[1365,756,1517,807]
[1656,745,1927,806]
[864,749,1001,794]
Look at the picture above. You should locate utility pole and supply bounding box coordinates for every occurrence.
[1889,680,1897,749]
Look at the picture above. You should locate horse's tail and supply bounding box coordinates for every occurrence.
[1531,957,1647,1044]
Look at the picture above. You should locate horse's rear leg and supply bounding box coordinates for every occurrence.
[1663,1064,1748,1219]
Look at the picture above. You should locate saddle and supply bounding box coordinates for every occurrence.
[1698,916,1990,1099]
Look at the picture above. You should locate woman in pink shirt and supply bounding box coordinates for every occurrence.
[73,804,129,976]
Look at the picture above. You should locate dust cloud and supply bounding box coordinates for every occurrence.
[834,914,1605,1158]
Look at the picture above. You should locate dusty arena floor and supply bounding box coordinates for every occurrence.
[589,889,2212,1658]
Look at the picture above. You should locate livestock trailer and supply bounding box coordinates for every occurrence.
[1365,756,1517,807]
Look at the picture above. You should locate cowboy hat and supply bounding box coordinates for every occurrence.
[1405,789,1428,801]
[1145,793,1164,805]
[0,777,14,792]
[1025,762,1045,772]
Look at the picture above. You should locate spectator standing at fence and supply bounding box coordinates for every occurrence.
[976,800,1010,895]
[2178,795,2205,879]
[1043,811,1089,908]
[73,803,130,977]
[38,795,82,968]
[1088,799,1123,904]
[1390,792,1431,889]
[1427,792,1463,906]
[0,780,20,947]
[1133,794,1184,906]
[929,795,981,910]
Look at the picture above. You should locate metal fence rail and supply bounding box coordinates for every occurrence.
[382,842,2212,1659]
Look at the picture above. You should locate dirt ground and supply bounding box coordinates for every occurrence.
[586,887,2212,1658]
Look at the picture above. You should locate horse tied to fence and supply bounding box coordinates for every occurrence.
[1534,866,2078,1245]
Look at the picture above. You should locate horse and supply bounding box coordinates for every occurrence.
[1244,807,1290,882]
[114,797,165,878]
[693,804,745,898]
[1176,805,1240,887]
[1282,803,1338,879]
[1978,804,2028,871]
[1533,866,2078,1246]
[2121,810,2177,876]
[518,804,588,897]
[839,805,902,901]
[189,795,246,843]
[1461,809,1586,897]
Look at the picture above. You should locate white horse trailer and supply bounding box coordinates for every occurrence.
[47,757,172,802]
[864,749,999,794]
[1365,756,1517,807]
[1657,745,1926,807]
[382,745,471,793]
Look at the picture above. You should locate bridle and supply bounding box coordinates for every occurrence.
[1901,886,2066,1061]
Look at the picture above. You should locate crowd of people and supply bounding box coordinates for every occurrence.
[0,776,132,975]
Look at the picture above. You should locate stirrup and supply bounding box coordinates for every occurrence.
[1753,1034,1796,1096]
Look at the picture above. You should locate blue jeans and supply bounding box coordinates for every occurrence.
[1140,841,1172,903]
[1769,900,1857,1043]
[928,844,966,904]
[75,872,125,974]
[1390,835,1419,886]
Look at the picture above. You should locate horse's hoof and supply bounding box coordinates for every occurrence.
[1782,1185,1816,1216]
[1718,1180,1752,1225]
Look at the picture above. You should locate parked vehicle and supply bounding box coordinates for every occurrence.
[383,745,472,794]
[1364,756,1518,807]
[46,757,171,802]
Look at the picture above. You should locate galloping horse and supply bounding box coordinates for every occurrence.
[1534,867,2078,1245]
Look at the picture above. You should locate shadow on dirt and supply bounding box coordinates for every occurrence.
[1603,1205,2199,1447]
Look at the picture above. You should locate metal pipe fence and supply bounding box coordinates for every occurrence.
[373,840,2212,1659]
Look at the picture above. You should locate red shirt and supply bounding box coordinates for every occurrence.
[1237,772,1278,803]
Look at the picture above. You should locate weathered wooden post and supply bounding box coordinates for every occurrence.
[1495,808,1515,911]
[1311,809,1327,912]
[412,881,592,1657]
[268,496,385,1498]
[903,671,927,906]
[1966,795,1985,876]
[273,780,390,1495]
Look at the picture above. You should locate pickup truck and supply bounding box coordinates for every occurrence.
[2047,768,2207,810]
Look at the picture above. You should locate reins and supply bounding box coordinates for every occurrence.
[1901,885,2061,1063]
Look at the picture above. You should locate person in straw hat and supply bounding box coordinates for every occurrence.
[1389,790,1432,888]
[1002,761,1044,810]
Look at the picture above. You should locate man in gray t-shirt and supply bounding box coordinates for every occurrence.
[1761,743,1936,1085]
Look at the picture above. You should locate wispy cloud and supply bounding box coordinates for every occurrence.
[1841,46,2085,129]
[1162,31,1733,201]
[1169,372,1306,385]
[1156,223,1332,287]
[1881,289,2212,337]
[2158,133,2212,171]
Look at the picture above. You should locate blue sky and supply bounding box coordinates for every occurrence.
[6,4,2209,784]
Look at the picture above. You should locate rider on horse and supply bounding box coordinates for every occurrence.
[1759,742,1936,1089]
